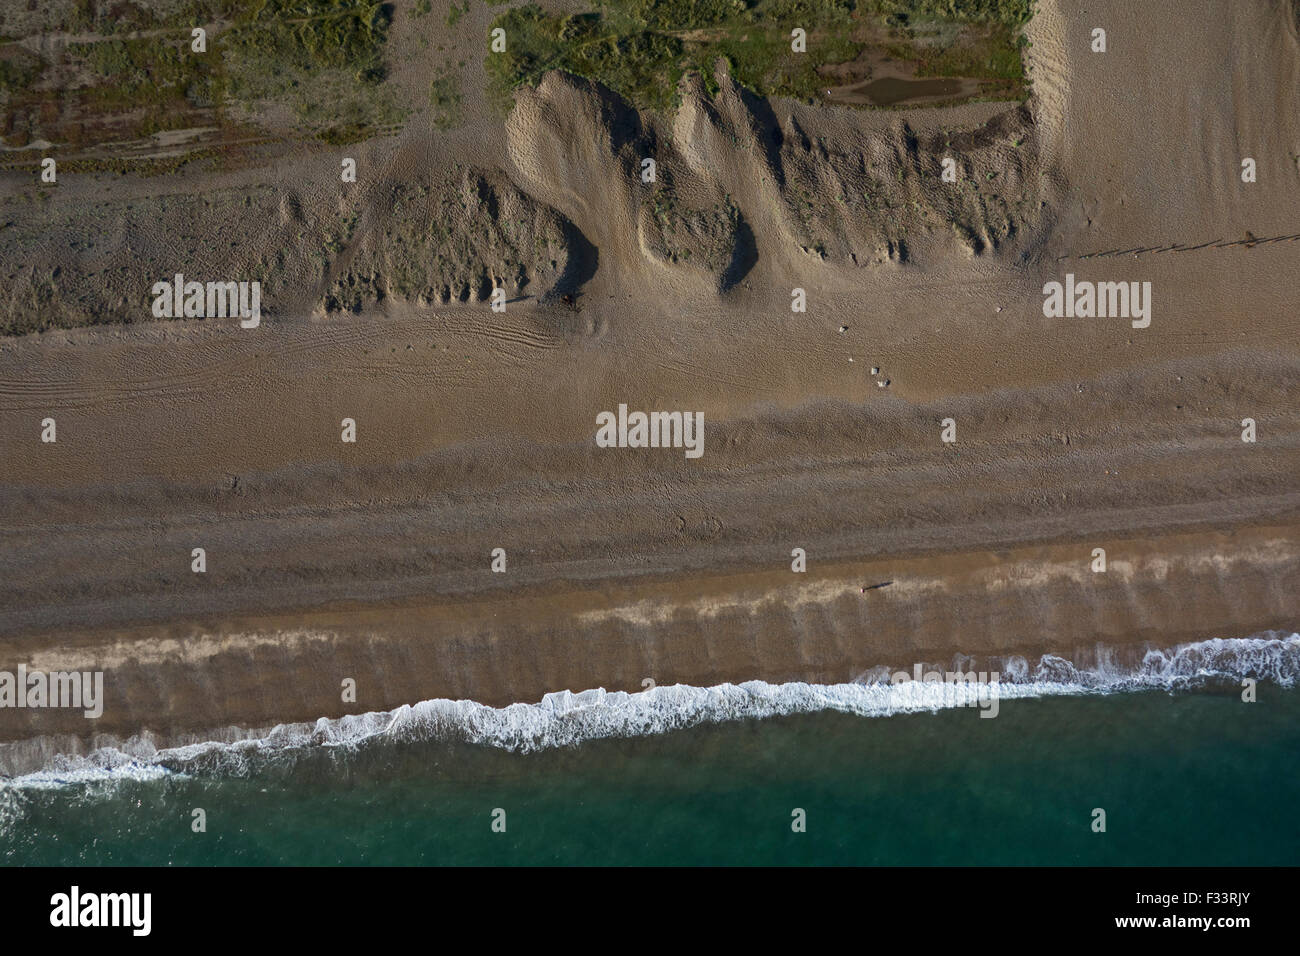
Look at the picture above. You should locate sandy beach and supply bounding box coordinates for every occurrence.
[0,0,1297,761]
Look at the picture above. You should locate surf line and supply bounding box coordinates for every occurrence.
[596,404,704,459]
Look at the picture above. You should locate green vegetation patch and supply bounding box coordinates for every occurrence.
[220,0,402,143]
[0,46,44,94]
[222,0,392,93]
[73,35,218,132]
[1,0,397,153]
[430,70,464,129]
[486,0,1029,112]
[864,0,1032,28]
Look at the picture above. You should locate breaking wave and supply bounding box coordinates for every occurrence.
[2,632,1296,791]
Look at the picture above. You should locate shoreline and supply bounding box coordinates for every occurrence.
[2,628,1296,779]
[2,518,1295,764]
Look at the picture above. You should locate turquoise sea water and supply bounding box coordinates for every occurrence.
[3,685,1298,866]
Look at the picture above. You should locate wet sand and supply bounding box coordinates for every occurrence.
[0,517,1296,772]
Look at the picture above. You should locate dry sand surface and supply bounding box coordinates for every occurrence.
[0,0,1297,760]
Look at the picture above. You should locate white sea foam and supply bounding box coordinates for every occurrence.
[1,632,1296,791]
